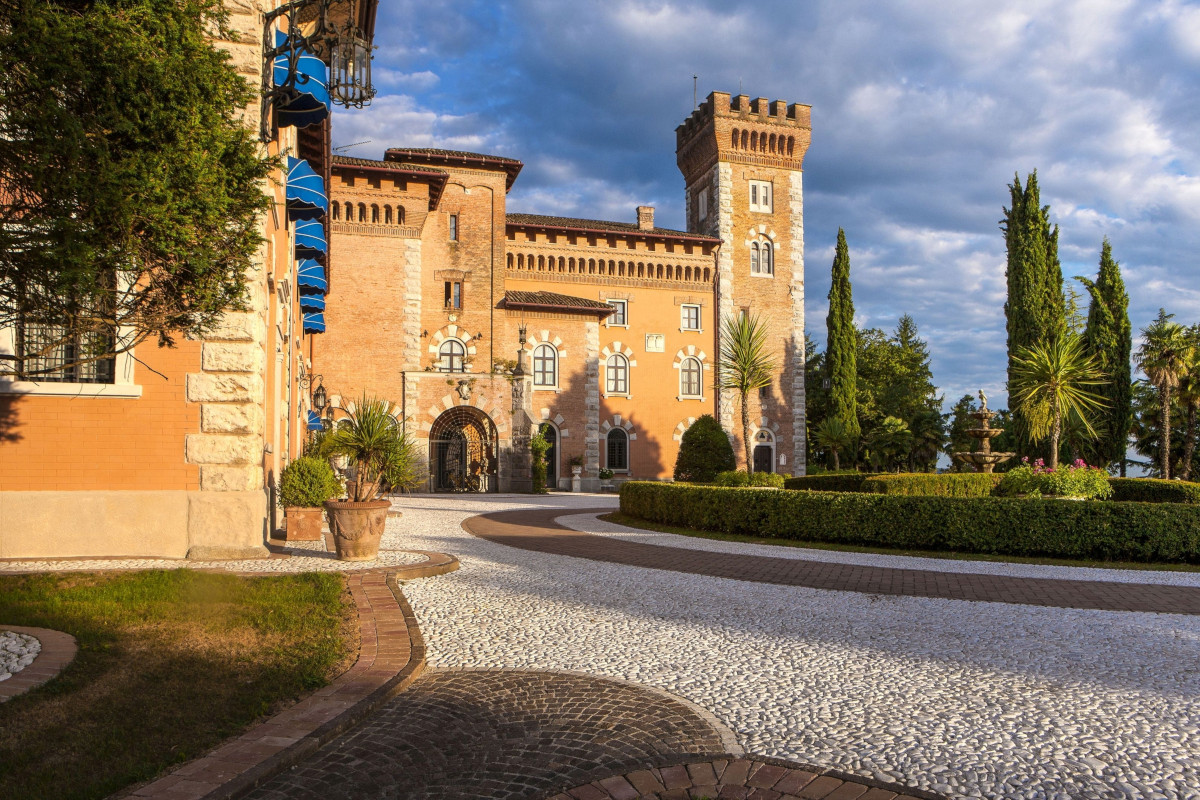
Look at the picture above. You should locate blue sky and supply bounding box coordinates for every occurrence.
[333,0,1200,410]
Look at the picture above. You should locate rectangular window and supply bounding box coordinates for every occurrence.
[15,320,115,384]
[444,281,462,309]
[607,299,627,326]
[449,214,458,241]
[697,189,708,221]
[681,304,701,331]
[749,180,773,213]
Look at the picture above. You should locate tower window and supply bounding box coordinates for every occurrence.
[606,299,628,326]
[751,241,774,276]
[749,180,773,213]
[445,281,462,309]
[697,189,708,221]
[449,214,459,241]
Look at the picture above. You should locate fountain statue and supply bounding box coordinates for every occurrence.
[951,390,1015,473]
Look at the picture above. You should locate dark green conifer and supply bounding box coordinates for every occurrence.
[1079,239,1132,472]
[825,229,860,442]
[1002,172,1064,453]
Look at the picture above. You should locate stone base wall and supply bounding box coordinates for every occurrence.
[0,490,267,560]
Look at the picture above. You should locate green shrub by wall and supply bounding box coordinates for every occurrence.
[713,470,786,488]
[1108,478,1200,504]
[782,473,873,493]
[859,473,1002,497]
[619,481,1200,563]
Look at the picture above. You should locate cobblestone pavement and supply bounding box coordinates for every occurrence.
[465,507,1200,614]
[245,669,746,800]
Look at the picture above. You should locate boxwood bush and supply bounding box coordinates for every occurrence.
[1108,478,1200,504]
[859,473,1002,497]
[713,470,786,488]
[783,473,873,493]
[619,481,1200,563]
[278,456,342,508]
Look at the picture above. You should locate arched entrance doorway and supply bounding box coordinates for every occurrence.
[430,406,499,492]
[753,429,775,474]
[539,422,558,489]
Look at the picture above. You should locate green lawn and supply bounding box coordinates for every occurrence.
[0,569,355,800]
[603,511,1200,573]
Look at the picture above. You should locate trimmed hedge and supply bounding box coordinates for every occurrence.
[714,470,786,488]
[1108,478,1200,504]
[619,481,1200,563]
[783,473,873,493]
[860,473,1002,497]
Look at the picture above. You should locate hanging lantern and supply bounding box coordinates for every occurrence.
[329,31,375,108]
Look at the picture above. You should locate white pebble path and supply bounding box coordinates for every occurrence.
[0,538,426,574]
[391,493,1200,800]
[0,630,41,682]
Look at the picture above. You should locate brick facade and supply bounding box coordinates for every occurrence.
[315,89,812,489]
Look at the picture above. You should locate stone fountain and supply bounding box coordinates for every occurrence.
[952,390,1015,474]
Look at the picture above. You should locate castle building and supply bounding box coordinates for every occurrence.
[314,91,812,490]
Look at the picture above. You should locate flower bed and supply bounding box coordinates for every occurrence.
[995,459,1113,500]
[620,481,1200,563]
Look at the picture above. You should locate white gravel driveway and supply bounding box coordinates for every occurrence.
[393,493,1200,800]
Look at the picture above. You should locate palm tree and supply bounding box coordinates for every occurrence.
[716,312,775,471]
[1136,310,1195,479]
[864,416,912,472]
[1009,334,1107,470]
[907,409,946,472]
[318,396,422,500]
[814,417,853,471]
[1171,327,1200,480]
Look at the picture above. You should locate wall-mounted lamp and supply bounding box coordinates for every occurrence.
[299,373,326,411]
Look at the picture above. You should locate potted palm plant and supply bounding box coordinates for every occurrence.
[317,396,421,561]
[278,456,342,541]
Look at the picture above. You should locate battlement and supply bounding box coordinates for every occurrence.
[676,91,811,145]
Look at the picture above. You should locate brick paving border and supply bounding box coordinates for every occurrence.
[120,565,448,800]
[552,755,943,800]
[0,625,77,703]
[464,507,1200,614]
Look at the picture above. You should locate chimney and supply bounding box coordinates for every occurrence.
[636,205,655,231]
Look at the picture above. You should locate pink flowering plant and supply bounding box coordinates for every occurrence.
[996,457,1113,500]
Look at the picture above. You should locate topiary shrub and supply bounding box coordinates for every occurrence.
[1108,478,1200,504]
[279,456,342,508]
[674,415,736,483]
[620,481,1200,563]
[783,473,873,492]
[860,473,1002,497]
[713,470,785,488]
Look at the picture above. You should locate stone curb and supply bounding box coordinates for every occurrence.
[119,569,438,800]
[548,753,946,800]
[0,625,77,703]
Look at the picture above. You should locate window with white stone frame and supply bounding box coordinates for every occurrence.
[679,357,702,398]
[438,339,466,372]
[605,353,629,395]
[749,180,773,213]
[680,304,701,331]
[750,240,774,276]
[606,299,628,327]
[532,343,557,388]
[606,427,629,472]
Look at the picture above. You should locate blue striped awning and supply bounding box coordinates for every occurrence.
[298,293,326,311]
[294,217,327,260]
[297,258,327,292]
[302,312,326,333]
[273,32,330,130]
[286,157,328,221]
[306,410,324,431]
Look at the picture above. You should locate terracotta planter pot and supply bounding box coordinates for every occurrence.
[283,507,325,541]
[324,499,390,561]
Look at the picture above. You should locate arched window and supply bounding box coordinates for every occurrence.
[605,354,629,395]
[357,203,367,222]
[344,201,353,220]
[750,241,773,276]
[331,203,340,221]
[384,206,393,225]
[731,128,739,149]
[438,339,466,372]
[606,428,629,472]
[532,344,557,387]
[680,357,702,398]
[371,204,379,224]
[396,205,406,224]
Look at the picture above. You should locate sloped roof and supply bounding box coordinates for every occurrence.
[384,148,524,190]
[503,291,615,316]
[506,213,720,244]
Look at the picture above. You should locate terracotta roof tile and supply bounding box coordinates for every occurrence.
[384,147,522,165]
[506,212,719,243]
[331,155,447,175]
[503,291,615,315]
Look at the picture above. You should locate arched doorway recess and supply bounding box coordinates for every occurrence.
[539,422,558,489]
[430,406,499,492]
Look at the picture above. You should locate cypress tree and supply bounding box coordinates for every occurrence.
[1002,172,1064,454]
[826,228,860,441]
[1079,238,1132,473]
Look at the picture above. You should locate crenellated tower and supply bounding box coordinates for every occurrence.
[677,92,812,475]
